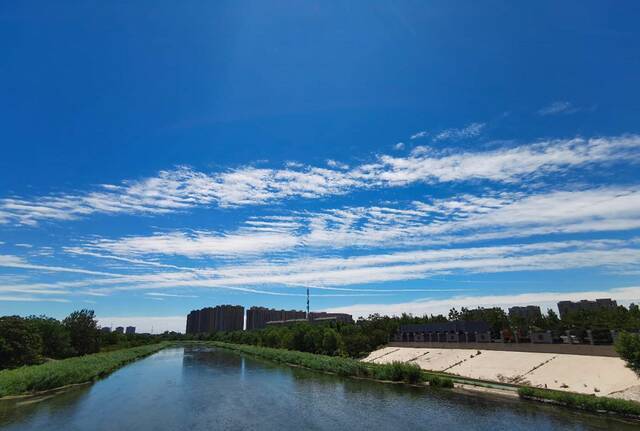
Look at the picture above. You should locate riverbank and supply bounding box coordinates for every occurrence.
[365,345,640,419]
[0,343,168,398]
[364,346,640,399]
[5,346,633,431]
[205,341,453,387]
[208,342,640,421]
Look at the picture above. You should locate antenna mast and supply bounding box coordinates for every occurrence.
[306,287,310,320]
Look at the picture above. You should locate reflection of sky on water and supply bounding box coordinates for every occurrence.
[0,347,633,431]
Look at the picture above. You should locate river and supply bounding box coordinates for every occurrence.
[0,347,635,430]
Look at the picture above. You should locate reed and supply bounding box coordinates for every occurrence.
[0,343,168,397]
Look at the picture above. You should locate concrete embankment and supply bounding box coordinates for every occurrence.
[363,346,640,402]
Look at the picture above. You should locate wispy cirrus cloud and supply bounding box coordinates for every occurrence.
[0,295,71,303]
[0,254,120,276]
[4,236,640,302]
[538,101,582,116]
[1,134,639,226]
[410,130,428,140]
[145,292,198,298]
[87,230,300,258]
[50,238,640,292]
[432,122,485,142]
[327,286,640,318]
[74,185,640,259]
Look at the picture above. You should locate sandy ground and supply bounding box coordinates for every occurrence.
[363,346,640,401]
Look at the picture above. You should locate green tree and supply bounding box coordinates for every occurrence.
[0,316,43,368]
[321,328,340,355]
[615,331,640,375]
[63,309,100,355]
[27,316,73,359]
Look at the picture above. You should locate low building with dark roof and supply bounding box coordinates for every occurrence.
[395,321,492,343]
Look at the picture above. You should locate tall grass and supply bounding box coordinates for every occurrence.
[518,386,640,418]
[208,341,453,387]
[0,343,167,397]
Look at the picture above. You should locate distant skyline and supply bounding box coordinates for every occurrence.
[1,1,640,332]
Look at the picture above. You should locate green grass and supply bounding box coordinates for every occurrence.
[518,386,640,418]
[206,341,453,387]
[0,343,168,397]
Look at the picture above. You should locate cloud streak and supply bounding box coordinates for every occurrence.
[80,185,640,258]
[538,101,581,116]
[1,134,639,226]
[327,286,640,319]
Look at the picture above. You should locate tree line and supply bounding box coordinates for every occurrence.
[0,310,163,369]
[4,303,640,369]
[199,304,640,359]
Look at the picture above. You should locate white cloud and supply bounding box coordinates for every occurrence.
[0,295,70,303]
[71,185,640,263]
[326,159,349,170]
[394,142,405,150]
[145,292,198,298]
[285,161,304,168]
[2,134,638,226]
[432,122,485,142]
[410,130,428,140]
[326,286,640,319]
[0,254,121,276]
[358,135,640,186]
[538,101,580,116]
[73,239,640,292]
[88,230,301,258]
[5,233,640,303]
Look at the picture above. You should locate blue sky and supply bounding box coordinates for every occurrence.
[1,1,640,332]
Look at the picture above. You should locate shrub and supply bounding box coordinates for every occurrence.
[373,361,423,384]
[426,375,455,388]
[615,331,640,376]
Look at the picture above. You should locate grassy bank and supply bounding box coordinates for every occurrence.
[518,386,640,418]
[0,342,168,397]
[206,341,453,387]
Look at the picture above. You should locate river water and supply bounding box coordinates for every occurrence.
[0,347,635,430]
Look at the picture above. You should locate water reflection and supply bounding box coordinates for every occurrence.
[0,347,636,431]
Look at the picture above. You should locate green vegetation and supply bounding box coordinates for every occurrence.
[202,316,399,358]
[207,341,453,387]
[198,303,640,360]
[518,386,640,418]
[1,310,103,368]
[615,331,640,375]
[0,316,43,368]
[63,310,100,355]
[0,343,167,397]
[0,310,172,370]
